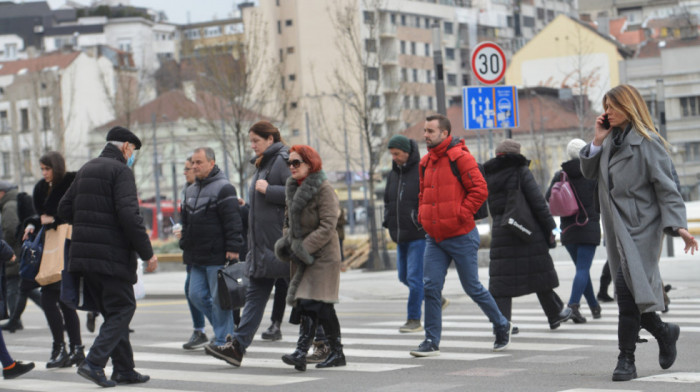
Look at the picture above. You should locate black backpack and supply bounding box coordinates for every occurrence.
[14,192,36,240]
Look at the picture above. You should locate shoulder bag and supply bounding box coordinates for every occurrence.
[216,259,249,310]
[501,171,539,242]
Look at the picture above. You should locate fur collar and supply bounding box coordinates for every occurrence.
[285,171,327,240]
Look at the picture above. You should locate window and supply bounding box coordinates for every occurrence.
[507,15,513,28]
[292,129,300,137]
[289,74,296,81]
[401,14,406,26]
[371,123,383,137]
[412,69,418,82]
[390,14,396,24]
[277,21,282,34]
[1,151,10,178]
[21,149,31,176]
[287,47,294,54]
[280,76,285,90]
[20,108,29,132]
[413,96,420,109]
[444,21,453,34]
[401,68,408,82]
[424,17,430,29]
[447,73,457,86]
[424,43,430,56]
[403,96,410,109]
[363,11,374,24]
[279,49,283,62]
[445,48,455,60]
[537,8,545,20]
[285,20,293,26]
[547,10,555,21]
[370,95,381,109]
[686,142,700,162]
[523,16,535,27]
[42,106,50,131]
[0,110,7,133]
[117,39,132,53]
[365,39,377,52]
[410,42,416,55]
[428,96,433,110]
[187,127,197,132]
[290,102,298,109]
[367,67,379,80]
[400,41,406,54]
[426,70,432,82]
[4,43,17,60]
[680,96,699,117]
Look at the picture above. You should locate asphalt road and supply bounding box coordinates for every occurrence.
[1,253,699,392]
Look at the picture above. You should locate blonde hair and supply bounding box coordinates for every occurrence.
[603,84,670,149]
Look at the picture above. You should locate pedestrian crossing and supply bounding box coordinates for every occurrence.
[2,299,700,391]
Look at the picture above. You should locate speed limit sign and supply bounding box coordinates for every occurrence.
[471,42,506,85]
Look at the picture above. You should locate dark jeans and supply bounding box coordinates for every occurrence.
[494,289,564,322]
[6,277,42,323]
[0,330,13,367]
[41,283,81,346]
[614,267,665,355]
[83,273,136,372]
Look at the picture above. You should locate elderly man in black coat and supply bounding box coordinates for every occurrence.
[58,126,157,388]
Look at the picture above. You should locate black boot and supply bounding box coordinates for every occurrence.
[261,321,282,341]
[641,313,680,370]
[0,318,23,333]
[316,336,346,368]
[68,344,86,367]
[568,303,586,324]
[281,316,316,372]
[46,342,70,368]
[612,350,637,381]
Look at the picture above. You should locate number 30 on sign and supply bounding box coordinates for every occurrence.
[471,42,506,85]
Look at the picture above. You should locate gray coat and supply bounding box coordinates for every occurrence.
[580,128,687,313]
[246,142,291,279]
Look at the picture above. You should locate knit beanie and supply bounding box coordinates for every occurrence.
[495,139,521,155]
[567,138,587,160]
[387,135,411,153]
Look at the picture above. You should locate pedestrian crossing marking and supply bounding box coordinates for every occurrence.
[371,320,700,332]
[0,378,185,392]
[558,389,643,392]
[636,372,700,383]
[338,327,620,341]
[248,345,506,361]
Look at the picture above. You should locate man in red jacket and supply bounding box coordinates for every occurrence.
[409,114,512,357]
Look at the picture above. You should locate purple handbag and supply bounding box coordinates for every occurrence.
[549,171,579,217]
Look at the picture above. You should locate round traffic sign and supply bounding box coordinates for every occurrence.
[471,42,506,85]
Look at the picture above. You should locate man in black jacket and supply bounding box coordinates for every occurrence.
[58,126,157,387]
[179,147,243,356]
[383,135,427,333]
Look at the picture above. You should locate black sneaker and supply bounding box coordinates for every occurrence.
[111,370,150,384]
[409,339,440,357]
[3,361,34,379]
[204,335,243,367]
[494,322,513,351]
[183,330,208,350]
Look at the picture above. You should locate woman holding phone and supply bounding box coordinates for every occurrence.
[580,84,698,381]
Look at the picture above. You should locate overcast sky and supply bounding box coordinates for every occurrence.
[44,0,244,25]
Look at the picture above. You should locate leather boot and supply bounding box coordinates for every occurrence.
[590,304,602,319]
[316,336,346,368]
[612,350,636,381]
[641,313,680,370]
[568,303,586,324]
[261,321,282,341]
[68,344,86,367]
[46,342,70,368]
[281,316,316,372]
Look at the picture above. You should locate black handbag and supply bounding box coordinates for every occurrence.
[216,260,249,310]
[19,227,44,281]
[501,172,538,243]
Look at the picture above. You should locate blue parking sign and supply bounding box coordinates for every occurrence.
[462,86,519,130]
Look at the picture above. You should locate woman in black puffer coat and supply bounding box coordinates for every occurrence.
[22,151,83,368]
[546,139,601,324]
[484,139,572,331]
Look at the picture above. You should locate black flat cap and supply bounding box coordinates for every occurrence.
[106,126,142,150]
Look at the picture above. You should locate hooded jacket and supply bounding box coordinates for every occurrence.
[58,143,153,284]
[383,139,424,243]
[418,136,487,242]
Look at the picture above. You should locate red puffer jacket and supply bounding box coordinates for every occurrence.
[418,136,488,242]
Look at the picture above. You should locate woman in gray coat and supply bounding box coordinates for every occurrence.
[580,84,698,382]
[275,145,344,372]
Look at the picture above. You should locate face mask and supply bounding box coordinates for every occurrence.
[127,153,135,168]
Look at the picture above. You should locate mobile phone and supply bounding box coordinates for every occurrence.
[601,114,610,130]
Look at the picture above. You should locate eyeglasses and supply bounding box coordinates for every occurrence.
[287,159,304,169]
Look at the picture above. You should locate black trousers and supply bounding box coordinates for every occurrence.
[614,266,664,355]
[270,278,288,323]
[495,289,564,322]
[83,272,136,372]
[41,283,81,346]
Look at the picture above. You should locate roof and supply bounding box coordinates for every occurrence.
[401,88,595,141]
[95,89,270,131]
[0,51,80,76]
[609,17,646,46]
[44,24,104,36]
[0,1,51,19]
[636,36,700,58]
[569,16,635,58]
